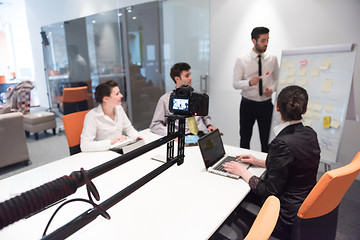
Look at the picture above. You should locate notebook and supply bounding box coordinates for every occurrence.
[198,129,251,179]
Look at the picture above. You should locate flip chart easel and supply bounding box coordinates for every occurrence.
[270,43,357,164]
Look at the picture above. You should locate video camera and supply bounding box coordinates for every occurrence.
[169,85,209,116]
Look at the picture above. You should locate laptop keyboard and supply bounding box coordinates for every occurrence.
[214,156,237,172]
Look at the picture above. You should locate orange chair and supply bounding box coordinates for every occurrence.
[291,152,360,240]
[244,195,280,240]
[0,75,5,84]
[62,110,90,155]
[58,86,88,115]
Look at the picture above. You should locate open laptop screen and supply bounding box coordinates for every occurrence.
[198,129,226,168]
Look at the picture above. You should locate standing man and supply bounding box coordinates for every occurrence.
[150,62,218,136]
[233,27,279,152]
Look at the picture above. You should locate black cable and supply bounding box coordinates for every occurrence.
[42,198,110,237]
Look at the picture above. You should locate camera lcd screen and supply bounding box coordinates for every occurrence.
[172,98,189,111]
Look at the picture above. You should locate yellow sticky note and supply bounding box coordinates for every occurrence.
[320,58,332,69]
[313,102,323,112]
[288,69,295,77]
[321,79,333,93]
[323,116,331,128]
[298,68,307,76]
[311,68,320,76]
[324,104,334,113]
[279,78,287,85]
[287,76,295,84]
[313,112,321,120]
[298,77,307,86]
[303,118,312,126]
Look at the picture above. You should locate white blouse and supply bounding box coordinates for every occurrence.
[80,105,139,152]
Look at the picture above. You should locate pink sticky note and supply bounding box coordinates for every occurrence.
[300,60,308,66]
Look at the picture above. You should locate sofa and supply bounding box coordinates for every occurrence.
[0,112,30,168]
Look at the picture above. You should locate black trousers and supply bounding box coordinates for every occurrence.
[239,97,273,153]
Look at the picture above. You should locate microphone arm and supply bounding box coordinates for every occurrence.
[41,116,187,239]
[0,127,182,230]
[41,155,182,240]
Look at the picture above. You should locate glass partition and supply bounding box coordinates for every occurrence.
[41,0,209,130]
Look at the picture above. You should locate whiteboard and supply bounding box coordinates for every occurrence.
[270,44,357,163]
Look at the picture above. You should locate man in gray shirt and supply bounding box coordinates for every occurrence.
[150,62,217,136]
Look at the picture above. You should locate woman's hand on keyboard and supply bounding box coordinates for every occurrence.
[236,154,265,168]
[111,135,128,145]
[223,161,254,183]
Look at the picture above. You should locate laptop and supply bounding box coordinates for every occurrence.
[198,129,251,179]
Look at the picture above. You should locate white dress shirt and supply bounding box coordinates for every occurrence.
[233,50,279,102]
[80,104,139,152]
[274,119,303,136]
[149,92,211,136]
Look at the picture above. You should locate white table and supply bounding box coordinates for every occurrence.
[0,129,266,239]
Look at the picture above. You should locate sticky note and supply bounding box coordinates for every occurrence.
[311,68,320,76]
[298,77,307,86]
[330,119,341,129]
[299,60,308,66]
[320,58,332,69]
[324,104,334,113]
[312,102,323,112]
[303,118,312,126]
[321,79,333,93]
[323,116,331,128]
[287,76,295,84]
[298,68,307,76]
[279,78,287,85]
[313,112,321,120]
[288,69,295,77]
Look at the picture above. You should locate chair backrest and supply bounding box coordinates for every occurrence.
[0,75,5,84]
[62,86,88,115]
[62,110,90,155]
[292,152,360,240]
[62,86,88,103]
[244,195,280,240]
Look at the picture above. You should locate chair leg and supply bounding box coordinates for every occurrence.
[34,132,39,140]
[52,128,56,135]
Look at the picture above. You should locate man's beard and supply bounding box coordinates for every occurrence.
[255,43,266,53]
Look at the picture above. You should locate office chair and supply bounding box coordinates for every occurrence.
[244,195,280,240]
[59,86,88,115]
[291,152,360,240]
[62,110,90,155]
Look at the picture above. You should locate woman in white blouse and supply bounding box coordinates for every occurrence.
[80,80,142,152]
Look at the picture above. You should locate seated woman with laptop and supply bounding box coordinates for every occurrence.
[80,80,142,152]
[223,85,321,239]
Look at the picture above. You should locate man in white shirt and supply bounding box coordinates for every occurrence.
[233,27,279,153]
[150,62,217,136]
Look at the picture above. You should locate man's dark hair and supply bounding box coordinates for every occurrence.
[251,27,270,41]
[277,85,308,121]
[95,80,118,103]
[170,62,191,83]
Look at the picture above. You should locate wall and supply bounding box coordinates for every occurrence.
[209,0,360,170]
